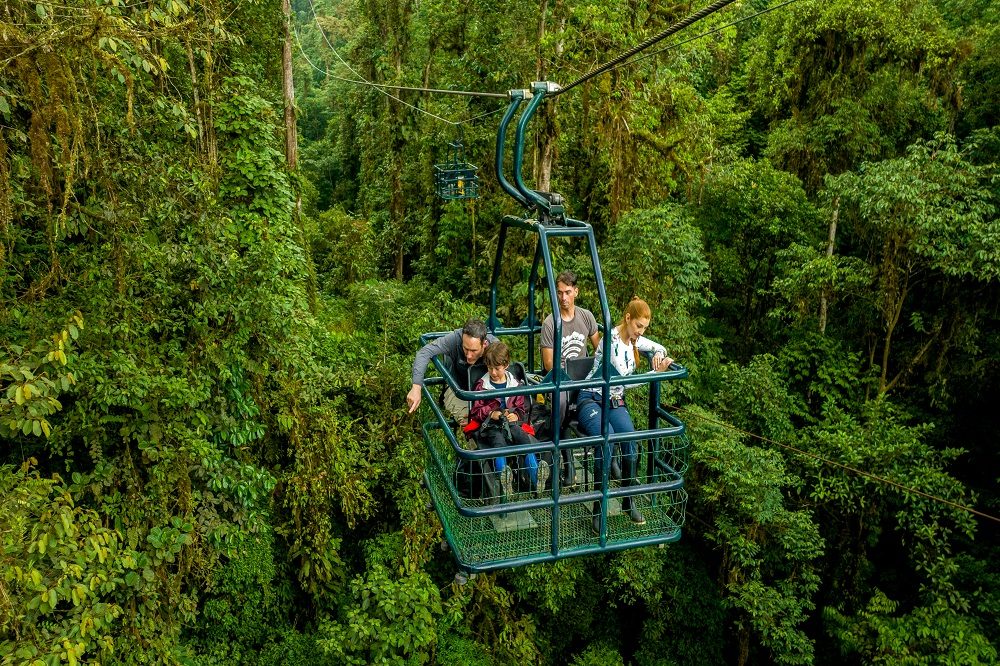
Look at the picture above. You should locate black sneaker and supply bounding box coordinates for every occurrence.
[623,498,646,525]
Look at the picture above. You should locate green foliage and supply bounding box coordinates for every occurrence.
[825,592,997,664]
[802,400,977,605]
[629,544,726,666]
[602,204,713,321]
[959,22,1000,132]
[714,354,796,442]
[775,333,868,421]
[745,0,962,188]
[317,564,443,665]
[821,133,999,400]
[506,559,608,664]
[601,204,719,399]
[342,279,483,354]
[690,158,816,359]
[770,241,873,329]
[183,526,303,664]
[0,313,81,440]
[3,0,999,663]
[434,632,494,666]
[413,200,484,295]
[439,574,542,666]
[570,642,625,666]
[831,134,999,282]
[0,460,126,665]
[509,558,588,615]
[312,207,377,293]
[2,0,317,659]
[253,629,327,666]
[689,404,823,665]
[282,403,374,604]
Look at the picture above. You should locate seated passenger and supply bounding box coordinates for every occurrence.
[540,270,601,373]
[407,318,498,427]
[576,298,673,535]
[470,342,550,500]
[540,269,601,487]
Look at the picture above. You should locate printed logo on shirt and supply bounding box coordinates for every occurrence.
[561,332,588,360]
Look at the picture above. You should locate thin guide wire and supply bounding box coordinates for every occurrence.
[301,0,505,125]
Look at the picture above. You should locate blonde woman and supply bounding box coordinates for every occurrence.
[576,298,672,533]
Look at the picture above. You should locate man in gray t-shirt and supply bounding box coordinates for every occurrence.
[540,270,601,371]
[539,270,601,488]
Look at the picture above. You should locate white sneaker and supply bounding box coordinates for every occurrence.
[536,460,550,498]
[500,466,514,500]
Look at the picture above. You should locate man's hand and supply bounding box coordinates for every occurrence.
[406,384,423,413]
[505,412,518,423]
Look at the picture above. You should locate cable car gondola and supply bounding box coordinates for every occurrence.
[419,82,690,573]
[434,128,480,200]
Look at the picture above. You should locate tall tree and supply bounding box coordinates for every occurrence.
[745,0,964,190]
[827,134,999,399]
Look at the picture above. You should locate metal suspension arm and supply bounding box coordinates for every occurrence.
[495,91,532,209]
[513,87,550,210]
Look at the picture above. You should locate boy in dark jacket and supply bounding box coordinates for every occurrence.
[470,342,549,500]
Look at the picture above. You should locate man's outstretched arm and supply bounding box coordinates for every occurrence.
[407,330,458,413]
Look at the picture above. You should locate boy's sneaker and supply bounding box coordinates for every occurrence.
[536,460,550,498]
[500,466,515,501]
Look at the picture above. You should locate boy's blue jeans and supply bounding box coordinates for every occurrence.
[478,421,540,484]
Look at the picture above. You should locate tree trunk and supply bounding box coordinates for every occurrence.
[534,106,557,193]
[532,0,561,194]
[185,40,205,156]
[283,0,318,311]
[878,252,909,396]
[392,153,405,279]
[204,40,217,170]
[819,196,839,334]
[282,0,298,172]
[738,626,750,666]
[535,0,549,81]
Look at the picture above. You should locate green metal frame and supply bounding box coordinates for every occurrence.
[420,82,691,572]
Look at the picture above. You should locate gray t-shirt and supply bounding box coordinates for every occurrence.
[540,308,599,367]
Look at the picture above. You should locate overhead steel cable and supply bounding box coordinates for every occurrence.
[621,0,805,70]
[554,0,742,96]
[302,0,805,112]
[304,0,365,80]
[294,24,455,125]
[667,403,1000,525]
[536,0,805,91]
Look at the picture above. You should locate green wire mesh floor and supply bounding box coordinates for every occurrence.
[424,423,687,571]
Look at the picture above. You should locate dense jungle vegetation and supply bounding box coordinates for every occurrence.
[2,0,999,662]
